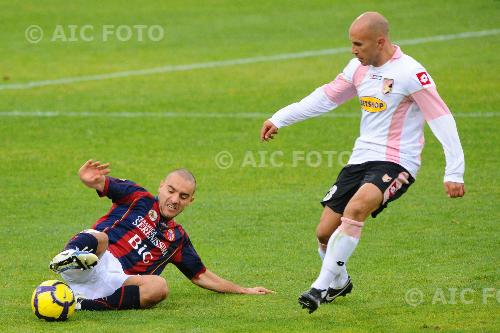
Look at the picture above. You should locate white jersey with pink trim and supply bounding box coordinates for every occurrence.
[269,46,464,182]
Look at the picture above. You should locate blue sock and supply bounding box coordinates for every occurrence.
[80,286,141,310]
[64,232,98,254]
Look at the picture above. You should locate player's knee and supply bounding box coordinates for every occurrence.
[316,226,331,246]
[91,231,108,244]
[92,232,108,255]
[79,229,108,256]
[156,277,169,301]
[344,200,369,220]
[150,276,168,302]
[141,276,168,307]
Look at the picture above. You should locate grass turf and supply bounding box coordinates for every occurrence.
[0,0,499,332]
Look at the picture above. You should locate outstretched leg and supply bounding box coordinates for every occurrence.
[299,183,382,313]
[50,230,108,273]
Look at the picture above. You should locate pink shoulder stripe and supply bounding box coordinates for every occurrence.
[411,87,451,121]
[323,74,356,105]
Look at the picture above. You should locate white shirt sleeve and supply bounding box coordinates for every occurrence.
[426,115,465,183]
[268,59,359,128]
[268,86,338,128]
[411,87,465,183]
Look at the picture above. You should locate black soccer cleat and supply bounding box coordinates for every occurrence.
[298,288,325,314]
[323,277,353,303]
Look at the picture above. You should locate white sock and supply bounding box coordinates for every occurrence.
[329,271,349,289]
[311,217,364,290]
[311,231,359,290]
[318,227,341,261]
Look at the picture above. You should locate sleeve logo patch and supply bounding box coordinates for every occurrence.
[416,72,431,86]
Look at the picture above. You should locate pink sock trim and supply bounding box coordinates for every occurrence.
[339,217,364,238]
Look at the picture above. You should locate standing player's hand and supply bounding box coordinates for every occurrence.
[444,182,465,198]
[78,160,110,192]
[243,286,275,295]
[260,120,278,141]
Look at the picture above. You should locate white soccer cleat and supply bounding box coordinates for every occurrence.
[49,249,98,273]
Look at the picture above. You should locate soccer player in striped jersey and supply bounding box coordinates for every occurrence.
[50,160,272,311]
[260,11,465,313]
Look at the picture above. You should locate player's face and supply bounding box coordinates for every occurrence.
[349,26,381,66]
[157,173,195,220]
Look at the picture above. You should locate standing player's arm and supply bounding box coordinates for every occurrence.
[78,159,111,192]
[260,74,356,141]
[411,87,465,198]
[191,269,273,295]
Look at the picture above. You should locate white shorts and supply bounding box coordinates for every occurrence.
[61,250,130,299]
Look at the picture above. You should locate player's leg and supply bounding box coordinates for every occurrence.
[343,182,383,221]
[299,183,383,313]
[49,230,108,273]
[300,163,414,312]
[77,275,168,310]
[318,165,364,261]
[321,172,412,293]
[299,164,367,313]
[323,183,382,287]
[316,206,342,261]
[123,275,169,308]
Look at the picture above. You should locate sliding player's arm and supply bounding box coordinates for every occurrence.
[192,269,273,295]
[174,236,273,295]
[78,159,151,203]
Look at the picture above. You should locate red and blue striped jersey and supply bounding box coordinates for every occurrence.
[91,176,206,279]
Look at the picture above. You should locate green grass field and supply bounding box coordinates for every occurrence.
[1,1,499,332]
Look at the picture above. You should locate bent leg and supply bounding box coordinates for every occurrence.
[123,275,169,308]
[312,183,383,290]
[77,275,168,311]
[65,229,109,257]
[343,183,383,221]
[50,230,109,273]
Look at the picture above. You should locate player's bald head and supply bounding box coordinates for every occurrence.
[166,168,197,192]
[349,12,389,39]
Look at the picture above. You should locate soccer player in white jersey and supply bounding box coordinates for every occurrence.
[260,12,465,313]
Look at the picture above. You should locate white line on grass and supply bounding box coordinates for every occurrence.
[0,29,498,91]
[0,111,498,119]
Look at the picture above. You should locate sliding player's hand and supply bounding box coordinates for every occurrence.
[79,160,110,192]
[243,286,274,295]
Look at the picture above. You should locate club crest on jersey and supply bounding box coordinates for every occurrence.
[416,71,431,86]
[148,209,158,222]
[382,174,392,182]
[166,229,175,242]
[359,96,387,113]
[383,78,394,94]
